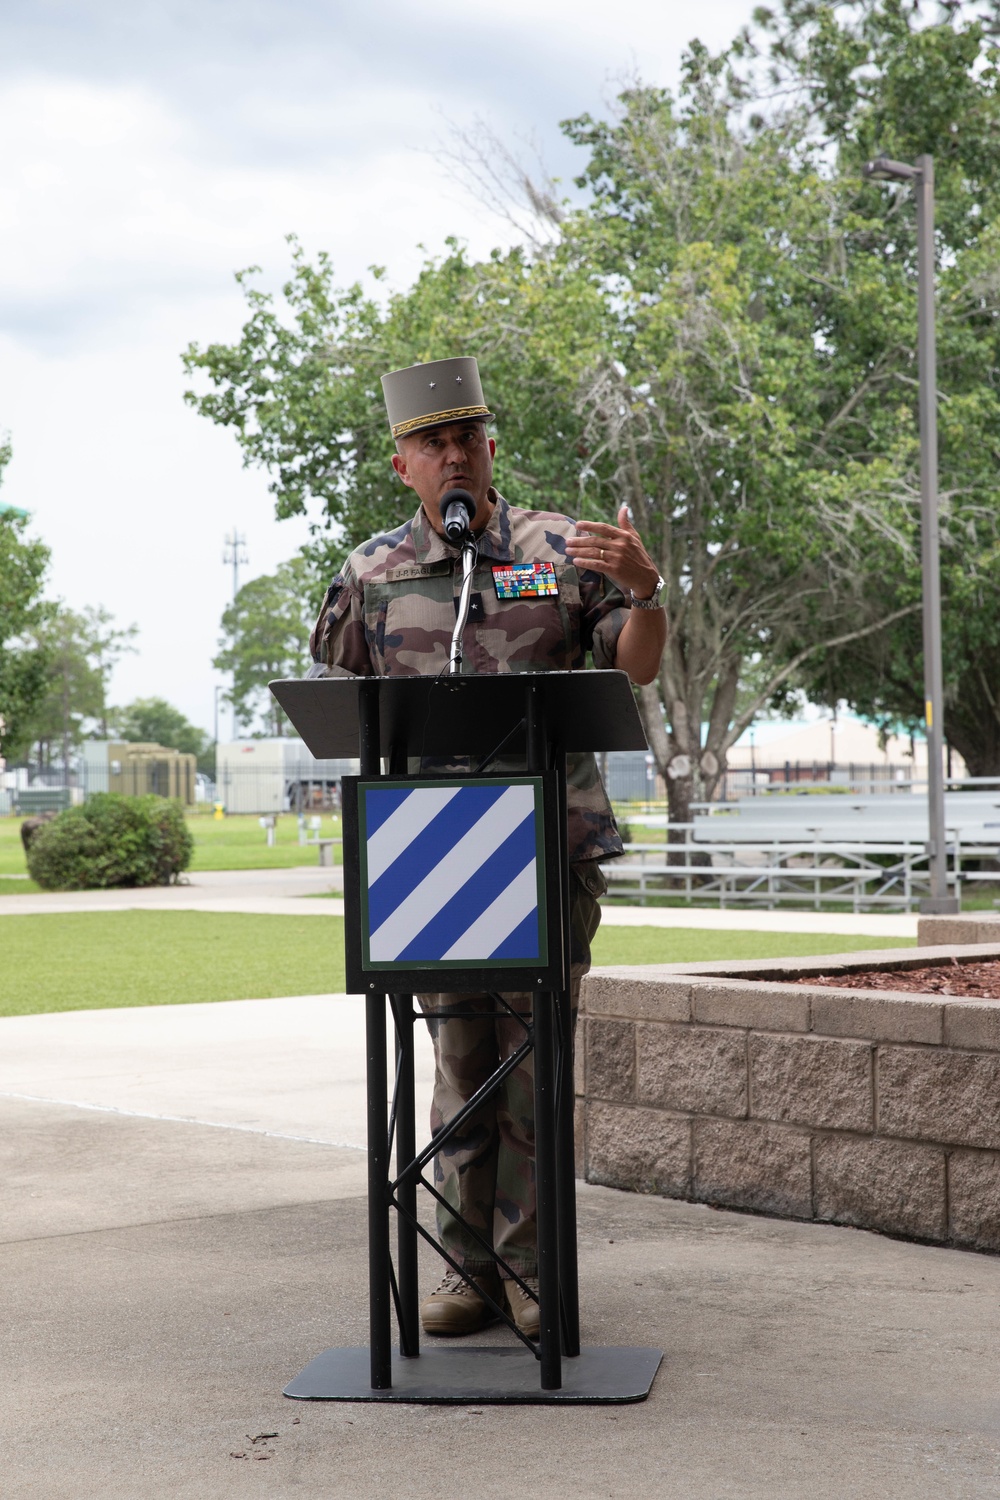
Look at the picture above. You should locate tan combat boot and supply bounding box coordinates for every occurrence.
[420,1271,502,1337]
[504,1276,540,1338]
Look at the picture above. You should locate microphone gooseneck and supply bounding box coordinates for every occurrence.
[449,538,477,676]
[441,489,479,676]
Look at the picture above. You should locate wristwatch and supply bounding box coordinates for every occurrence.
[630,575,665,609]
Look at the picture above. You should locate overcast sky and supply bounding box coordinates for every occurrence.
[1,0,751,741]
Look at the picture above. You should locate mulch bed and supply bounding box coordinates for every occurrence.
[794,959,1000,999]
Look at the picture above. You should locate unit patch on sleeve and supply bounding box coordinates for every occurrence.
[491,562,559,600]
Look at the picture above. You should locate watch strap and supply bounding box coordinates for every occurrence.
[630,575,665,609]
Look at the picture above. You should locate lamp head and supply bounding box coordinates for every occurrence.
[863,154,919,182]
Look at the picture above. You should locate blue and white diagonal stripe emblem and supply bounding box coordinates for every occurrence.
[362,782,541,964]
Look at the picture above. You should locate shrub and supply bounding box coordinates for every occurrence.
[26,794,193,891]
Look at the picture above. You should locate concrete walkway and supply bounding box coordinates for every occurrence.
[0,864,919,936]
[0,994,426,1156]
[0,864,349,918]
[2,993,998,1497]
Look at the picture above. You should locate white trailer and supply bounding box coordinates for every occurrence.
[216,738,357,814]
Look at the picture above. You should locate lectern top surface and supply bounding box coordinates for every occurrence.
[269,671,646,761]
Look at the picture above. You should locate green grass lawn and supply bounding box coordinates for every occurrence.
[186,811,343,870]
[0,819,29,876]
[0,811,342,878]
[0,912,346,1015]
[0,911,915,1018]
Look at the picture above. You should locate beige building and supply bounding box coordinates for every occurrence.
[81,740,197,804]
[727,714,965,781]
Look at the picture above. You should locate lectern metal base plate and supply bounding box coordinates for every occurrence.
[284,1346,662,1405]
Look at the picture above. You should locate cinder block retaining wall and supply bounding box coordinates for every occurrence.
[578,938,1000,1253]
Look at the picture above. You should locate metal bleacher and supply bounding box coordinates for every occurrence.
[693,789,1000,845]
[603,786,1000,910]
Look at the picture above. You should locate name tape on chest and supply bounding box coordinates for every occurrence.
[491,562,559,601]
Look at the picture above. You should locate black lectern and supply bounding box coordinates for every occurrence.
[270,669,662,1404]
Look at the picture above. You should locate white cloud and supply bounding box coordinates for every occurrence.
[0,72,519,351]
[0,0,756,744]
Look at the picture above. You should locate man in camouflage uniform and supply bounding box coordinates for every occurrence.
[310,357,666,1337]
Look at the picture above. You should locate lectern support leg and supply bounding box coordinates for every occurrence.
[555,984,581,1358]
[391,993,419,1357]
[365,994,392,1389]
[533,990,561,1390]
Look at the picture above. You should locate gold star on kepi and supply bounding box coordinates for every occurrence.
[381,357,495,440]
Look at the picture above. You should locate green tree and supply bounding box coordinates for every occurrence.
[185,3,1000,819]
[213,556,317,736]
[184,135,914,824]
[84,606,139,738]
[21,604,138,770]
[0,441,52,764]
[24,606,105,770]
[734,0,1000,779]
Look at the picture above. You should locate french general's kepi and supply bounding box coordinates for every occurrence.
[380,356,495,440]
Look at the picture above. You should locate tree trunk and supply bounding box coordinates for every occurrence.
[636,679,715,876]
[947,715,1000,779]
[638,681,677,834]
[944,653,1000,779]
[666,770,695,828]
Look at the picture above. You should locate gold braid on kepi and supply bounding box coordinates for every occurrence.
[392,405,491,439]
[381,357,495,439]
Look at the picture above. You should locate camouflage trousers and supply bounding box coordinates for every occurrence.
[417,860,607,1280]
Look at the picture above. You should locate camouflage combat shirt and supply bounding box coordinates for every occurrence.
[309,490,629,863]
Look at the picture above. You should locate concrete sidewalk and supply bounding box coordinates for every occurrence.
[0,864,348,918]
[2,995,999,1498]
[0,863,919,936]
[0,994,432,1153]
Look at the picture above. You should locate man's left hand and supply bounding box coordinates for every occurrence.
[566,504,661,601]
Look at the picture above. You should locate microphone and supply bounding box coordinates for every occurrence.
[439,488,476,545]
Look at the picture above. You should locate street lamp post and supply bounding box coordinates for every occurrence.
[214,684,225,750]
[863,153,958,914]
[223,528,248,744]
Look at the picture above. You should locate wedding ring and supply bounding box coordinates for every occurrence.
[600,548,605,560]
